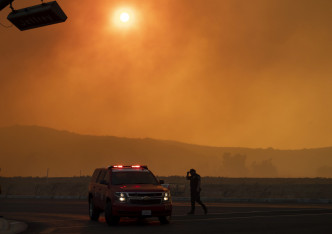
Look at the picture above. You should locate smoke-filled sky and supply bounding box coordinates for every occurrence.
[1,0,332,149]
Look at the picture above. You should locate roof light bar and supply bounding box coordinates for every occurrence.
[109,165,148,169]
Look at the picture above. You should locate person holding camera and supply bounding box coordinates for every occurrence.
[186,169,207,215]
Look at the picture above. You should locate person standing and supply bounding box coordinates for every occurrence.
[186,169,207,215]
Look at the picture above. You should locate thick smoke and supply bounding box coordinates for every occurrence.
[0,0,332,149]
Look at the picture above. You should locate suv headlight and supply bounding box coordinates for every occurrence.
[163,191,170,202]
[115,192,127,202]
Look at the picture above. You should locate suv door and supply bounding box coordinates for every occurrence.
[89,169,102,210]
[99,169,111,208]
[95,169,107,209]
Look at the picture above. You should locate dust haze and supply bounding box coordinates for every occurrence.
[0,1,332,177]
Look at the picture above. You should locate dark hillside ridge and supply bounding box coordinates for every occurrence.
[0,125,332,177]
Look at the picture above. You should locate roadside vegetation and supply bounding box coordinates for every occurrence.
[1,176,332,199]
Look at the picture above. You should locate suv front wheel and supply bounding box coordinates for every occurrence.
[159,216,171,224]
[89,198,100,221]
[105,201,120,226]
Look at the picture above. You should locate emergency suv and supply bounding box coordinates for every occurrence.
[88,165,172,225]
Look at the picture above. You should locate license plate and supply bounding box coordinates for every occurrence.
[142,210,151,216]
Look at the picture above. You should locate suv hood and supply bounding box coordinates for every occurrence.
[114,184,167,192]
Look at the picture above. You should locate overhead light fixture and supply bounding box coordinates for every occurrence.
[0,0,13,11]
[7,1,67,31]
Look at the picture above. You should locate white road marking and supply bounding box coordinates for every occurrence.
[173,212,332,222]
[9,221,22,224]
[40,227,57,233]
[172,208,330,217]
[53,225,99,229]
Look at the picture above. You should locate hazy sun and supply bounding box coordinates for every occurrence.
[112,8,136,29]
[120,12,130,23]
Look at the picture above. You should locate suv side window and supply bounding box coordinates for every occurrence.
[97,169,107,184]
[104,170,110,184]
[92,169,101,183]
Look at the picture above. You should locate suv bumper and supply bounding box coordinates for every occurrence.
[112,203,172,217]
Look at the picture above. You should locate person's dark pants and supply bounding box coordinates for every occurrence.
[190,191,207,213]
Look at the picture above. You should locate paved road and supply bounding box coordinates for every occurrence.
[1,199,332,233]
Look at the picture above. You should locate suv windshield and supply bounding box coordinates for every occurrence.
[112,171,159,185]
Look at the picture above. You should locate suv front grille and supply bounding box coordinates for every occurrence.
[126,192,163,205]
[128,192,163,197]
[130,199,162,205]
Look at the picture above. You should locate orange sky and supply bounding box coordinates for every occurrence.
[0,0,332,149]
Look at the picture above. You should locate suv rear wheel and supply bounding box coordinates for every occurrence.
[105,201,120,226]
[89,198,100,221]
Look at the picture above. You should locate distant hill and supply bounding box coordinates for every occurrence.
[0,125,332,177]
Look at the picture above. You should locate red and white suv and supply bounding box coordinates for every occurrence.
[88,165,172,225]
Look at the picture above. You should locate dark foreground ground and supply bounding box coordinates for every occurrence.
[1,199,332,234]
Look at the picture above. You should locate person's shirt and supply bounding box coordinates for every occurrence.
[187,173,201,191]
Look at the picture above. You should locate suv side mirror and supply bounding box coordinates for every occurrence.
[100,179,108,185]
[159,180,165,184]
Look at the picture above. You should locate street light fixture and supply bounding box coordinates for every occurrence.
[1,0,67,31]
[0,0,13,11]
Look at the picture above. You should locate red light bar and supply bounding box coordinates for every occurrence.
[109,165,148,169]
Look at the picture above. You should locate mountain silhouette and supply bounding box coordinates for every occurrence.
[0,125,332,177]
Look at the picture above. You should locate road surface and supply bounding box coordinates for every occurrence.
[1,199,332,233]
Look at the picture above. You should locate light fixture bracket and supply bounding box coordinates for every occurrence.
[7,1,67,31]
